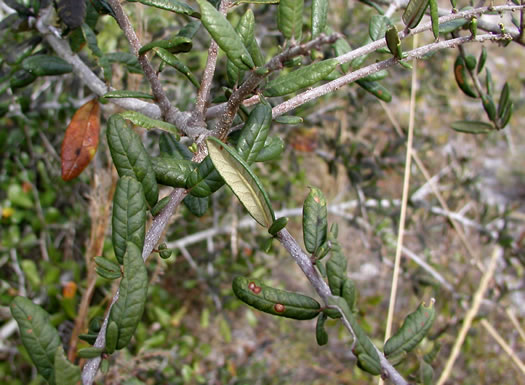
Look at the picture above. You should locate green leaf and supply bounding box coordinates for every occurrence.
[369,15,392,41]
[439,17,468,33]
[159,133,193,160]
[232,277,321,320]
[385,26,402,59]
[311,0,328,38]
[108,242,148,350]
[429,0,439,39]
[233,0,279,3]
[316,312,329,345]
[103,90,155,99]
[104,52,142,74]
[278,0,304,41]
[402,0,429,29]
[54,346,81,385]
[384,300,436,357]
[497,82,510,119]
[268,217,289,236]
[183,195,209,217]
[275,115,303,124]
[95,256,121,275]
[226,8,257,85]
[302,186,327,254]
[151,156,196,188]
[327,296,381,375]
[356,79,392,102]
[263,59,338,97]
[153,47,200,88]
[107,115,159,206]
[21,55,73,76]
[333,36,351,73]
[96,267,122,280]
[254,136,285,162]
[326,242,347,296]
[81,23,102,58]
[196,0,254,70]
[451,120,493,134]
[139,36,193,55]
[11,297,61,384]
[177,20,201,39]
[420,361,434,385]
[477,46,487,74]
[112,177,147,264]
[120,110,180,137]
[236,104,272,164]
[150,196,170,216]
[130,0,200,17]
[186,156,225,197]
[105,321,118,354]
[77,347,104,358]
[453,56,477,98]
[342,278,358,314]
[207,137,275,227]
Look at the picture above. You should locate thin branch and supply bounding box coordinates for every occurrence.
[275,229,408,385]
[505,308,525,343]
[436,246,501,385]
[213,33,341,139]
[106,0,186,129]
[81,188,187,385]
[272,32,511,119]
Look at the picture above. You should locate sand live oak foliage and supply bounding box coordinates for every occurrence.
[3,0,523,384]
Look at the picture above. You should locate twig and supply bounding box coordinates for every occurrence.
[213,33,341,139]
[81,188,187,385]
[272,32,511,119]
[383,34,418,355]
[436,246,501,385]
[275,229,408,385]
[106,0,184,128]
[480,319,525,375]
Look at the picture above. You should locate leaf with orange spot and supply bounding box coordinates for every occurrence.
[61,98,100,181]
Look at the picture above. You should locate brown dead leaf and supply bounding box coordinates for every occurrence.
[61,98,100,181]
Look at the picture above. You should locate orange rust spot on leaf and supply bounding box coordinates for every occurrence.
[455,64,465,85]
[27,315,32,321]
[27,329,32,334]
[274,303,285,313]
[63,281,77,299]
[248,282,256,291]
[313,196,320,203]
[253,286,262,294]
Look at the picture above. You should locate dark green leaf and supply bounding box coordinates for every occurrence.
[196,0,254,70]
[9,69,36,88]
[454,56,477,98]
[268,217,289,236]
[207,137,274,227]
[112,176,147,264]
[54,346,81,385]
[254,136,284,162]
[22,55,73,76]
[139,36,192,55]
[236,104,272,164]
[108,242,148,350]
[150,196,170,216]
[183,195,209,217]
[316,312,329,345]
[430,0,439,39]
[263,59,338,97]
[385,26,402,59]
[81,23,102,57]
[439,17,468,33]
[158,133,193,160]
[326,242,347,296]
[302,187,327,254]
[105,321,118,354]
[356,79,392,102]
[369,15,392,41]
[333,36,351,73]
[497,82,510,118]
[186,156,224,197]
[342,278,358,314]
[107,115,159,206]
[57,0,86,29]
[11,297,60,384]
[77,347,104,358]
[384,300,436,357]
[151,156,196,188]
[233,276,321,320]
[402,0,429,29]
[130,0,200,17]
[420,361,434,385]
[278,0,304,41]
[105,52,142,74]
[153,47,200,88]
